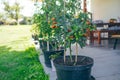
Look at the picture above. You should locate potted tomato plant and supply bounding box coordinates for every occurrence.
[32,13,45,48]
[45,0,95,80]
[33,0,64,68]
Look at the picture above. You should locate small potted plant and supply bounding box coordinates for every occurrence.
[109,18,117,23]
[30,23,40,45]
[49,52,62,71]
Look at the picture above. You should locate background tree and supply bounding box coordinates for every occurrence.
[0,13,4,25]
[3,1,22,25]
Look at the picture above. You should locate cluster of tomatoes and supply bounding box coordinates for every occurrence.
[68,20,91,39]
[67,29,74,39]
[50,18,58,29]
[49,17,92,39]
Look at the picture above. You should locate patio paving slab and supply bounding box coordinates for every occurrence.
[38,42,120,80]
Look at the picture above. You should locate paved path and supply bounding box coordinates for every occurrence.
[37,42,120,80]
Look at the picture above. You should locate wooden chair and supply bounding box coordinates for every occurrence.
[90,30,101,44]
[111,35,120,49]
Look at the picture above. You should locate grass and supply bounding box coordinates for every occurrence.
[0,25,49,80]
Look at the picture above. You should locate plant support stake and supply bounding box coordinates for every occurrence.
[64,41,66,63]
[75,43,78,63]
[47,41,49,51]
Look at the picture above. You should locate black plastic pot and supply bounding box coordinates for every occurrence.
[53,55,94,80]
[39,40,43,48]
[43,50,64,68]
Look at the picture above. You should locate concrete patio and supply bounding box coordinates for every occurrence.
[38,39,120,80]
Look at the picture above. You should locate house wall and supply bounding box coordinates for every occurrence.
[91,0,120,22]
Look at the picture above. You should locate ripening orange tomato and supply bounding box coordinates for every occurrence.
[50,25,58,28]
[86,20,91,25]
[52,21,57,24]
[51,17,56,21]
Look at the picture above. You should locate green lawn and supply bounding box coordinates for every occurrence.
[0,25,49,80]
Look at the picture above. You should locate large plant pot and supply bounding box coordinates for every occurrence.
[43,50,64,68]
[53,55,94,80]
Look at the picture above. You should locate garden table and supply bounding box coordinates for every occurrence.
[90,23,120,44]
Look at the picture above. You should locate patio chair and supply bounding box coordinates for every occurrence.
[111,35,120,49]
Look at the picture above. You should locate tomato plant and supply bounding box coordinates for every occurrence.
[33,0,95,64]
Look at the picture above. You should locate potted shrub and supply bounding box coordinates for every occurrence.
[33,0,64,68]
[32,13,44,47]
[30,24,40,46]
[46,0,95,80]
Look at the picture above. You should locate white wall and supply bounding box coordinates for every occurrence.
[91,0,120,22]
